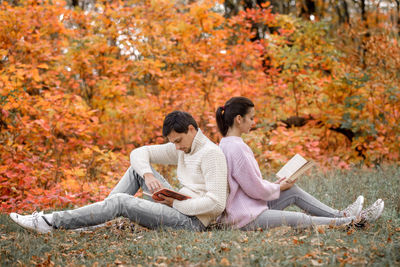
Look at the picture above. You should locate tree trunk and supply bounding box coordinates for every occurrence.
[299,0,316,20]
[359,0,369,69]
[396,0,400,37]
[342,0,350,24]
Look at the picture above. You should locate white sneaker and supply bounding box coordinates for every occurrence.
[341,195,364,217]
[10,211,53,234]
[358,199,384,224]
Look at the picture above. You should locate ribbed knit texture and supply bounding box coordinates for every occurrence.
[217,136,281,228]
[129,129,228,227]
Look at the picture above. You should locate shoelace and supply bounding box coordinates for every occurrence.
[361,200,383,221]
[342,200,359,217]
[360,204,378,220]
[31,211,43,229]
[342,203,355,217]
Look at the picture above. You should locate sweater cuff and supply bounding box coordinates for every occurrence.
[271,184,281,200]
[136,167,153,178]
[172,199,180,211]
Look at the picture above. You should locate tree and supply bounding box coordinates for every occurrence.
[1,0,399,212]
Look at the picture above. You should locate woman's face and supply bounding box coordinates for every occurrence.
[239,107,255,134]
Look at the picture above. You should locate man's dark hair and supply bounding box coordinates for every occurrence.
[162,111,198,137]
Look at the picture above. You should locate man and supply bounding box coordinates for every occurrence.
[10,111,228,233]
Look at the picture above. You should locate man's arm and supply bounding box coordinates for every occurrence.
[130,143,179,192]
[172,148,228,217]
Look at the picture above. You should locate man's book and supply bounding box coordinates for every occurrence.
[276,154,314,183]
[142,188,191,201]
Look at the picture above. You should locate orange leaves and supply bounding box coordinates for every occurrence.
[1,0,399,212]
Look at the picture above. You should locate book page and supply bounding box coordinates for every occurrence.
[276,154,308,179]
[286,161,314,182]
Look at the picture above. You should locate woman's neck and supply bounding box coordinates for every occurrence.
[226,127,243,137]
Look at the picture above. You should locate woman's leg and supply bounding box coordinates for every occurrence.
[267,185,342,217]
[241,209,354,230]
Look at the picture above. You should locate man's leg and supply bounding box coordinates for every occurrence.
[241,209,355,230]
[267,185,341,217]
[108,166,172,197]
[52,193,204,231]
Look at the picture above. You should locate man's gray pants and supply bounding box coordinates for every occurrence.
[52,167,205,231]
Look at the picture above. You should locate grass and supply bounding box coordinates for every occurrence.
[1,165,399,266]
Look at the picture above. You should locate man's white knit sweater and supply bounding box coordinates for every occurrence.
[129,129,228,227]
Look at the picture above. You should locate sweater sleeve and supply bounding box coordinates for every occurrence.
[172,148,228,217]
[129,143,179,177]
[230,145,280,201]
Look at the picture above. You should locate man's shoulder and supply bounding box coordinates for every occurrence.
[200,139,225,156]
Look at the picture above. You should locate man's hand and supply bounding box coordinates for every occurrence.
[279,178,296,191]
[156,194,175,207]
[143,173,163,193]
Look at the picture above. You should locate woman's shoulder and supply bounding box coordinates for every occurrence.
[220,137,250,157]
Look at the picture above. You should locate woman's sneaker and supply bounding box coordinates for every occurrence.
[355,199,384,227]
[341,195,364,217]
[9,211,53,234]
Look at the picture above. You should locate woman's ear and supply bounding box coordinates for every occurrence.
[234,114,242,125]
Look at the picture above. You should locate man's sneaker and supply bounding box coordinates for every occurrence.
[9,211,53,234]
[341,195,364,217]
[356,199,384,227]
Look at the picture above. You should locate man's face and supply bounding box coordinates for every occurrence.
[167,125,197,153]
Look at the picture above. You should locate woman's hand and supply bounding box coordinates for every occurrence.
[279,178,296,191]
[274,177,286,184]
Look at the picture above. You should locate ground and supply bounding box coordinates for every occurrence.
[1,165,399,266]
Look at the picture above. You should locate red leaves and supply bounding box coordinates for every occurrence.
[1,0,399,212]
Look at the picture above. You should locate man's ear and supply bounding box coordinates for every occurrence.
[188,124,196,132]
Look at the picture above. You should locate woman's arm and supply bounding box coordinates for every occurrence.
[230,149,280,201]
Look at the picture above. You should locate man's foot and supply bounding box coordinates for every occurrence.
[355,199,384,227]
[9,211,53,234]
[341,195,364,217]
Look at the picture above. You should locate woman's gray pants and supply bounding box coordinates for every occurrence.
[241,185,355,230]
[51,167,205,231]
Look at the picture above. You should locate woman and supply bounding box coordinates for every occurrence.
[215,96,384,230]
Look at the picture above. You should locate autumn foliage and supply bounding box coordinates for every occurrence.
[1,0,399,212]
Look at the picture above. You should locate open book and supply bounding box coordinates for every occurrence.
[142,188,191,201]
[276,154,314,183]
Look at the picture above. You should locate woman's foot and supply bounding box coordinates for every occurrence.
[355,199,384,227]
[341,195,364,217]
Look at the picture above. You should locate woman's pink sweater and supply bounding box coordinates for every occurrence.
[217,136,280,228]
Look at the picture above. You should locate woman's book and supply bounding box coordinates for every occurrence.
[276,154,314,183]
[142,188,191,201]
